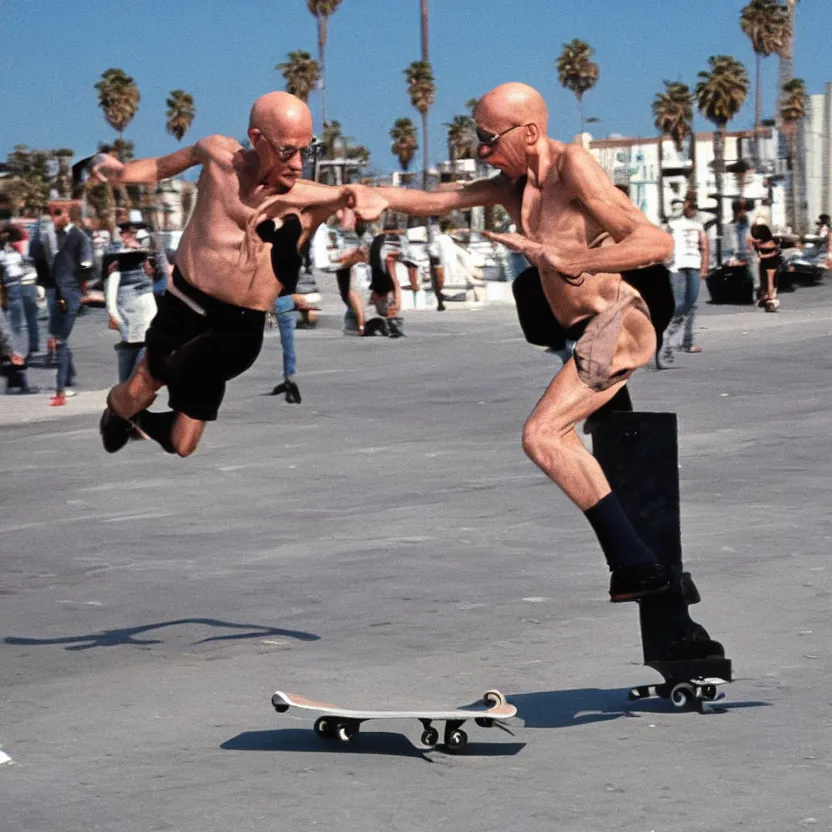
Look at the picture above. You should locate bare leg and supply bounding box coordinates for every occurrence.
[171,413,206,457]
[347,289,365,333]
[522,305,656,509]
[407,265,420,293]
[109,354,163,418]
[522,362,631,509]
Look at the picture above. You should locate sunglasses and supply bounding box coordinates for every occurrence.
[475,124,524,157]
[263,135,319,163]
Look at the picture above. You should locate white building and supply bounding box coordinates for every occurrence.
[804,82,832,227]
[589,128,787,234]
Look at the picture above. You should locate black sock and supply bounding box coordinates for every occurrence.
[584,492,656,571]
[135,410,177,454]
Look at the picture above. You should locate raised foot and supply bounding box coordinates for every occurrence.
[99,400,134,453]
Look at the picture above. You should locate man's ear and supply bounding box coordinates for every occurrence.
[524,123,540,145]
[248,128,262,149]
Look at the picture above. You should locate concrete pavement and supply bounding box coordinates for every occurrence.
[1,277,831,831]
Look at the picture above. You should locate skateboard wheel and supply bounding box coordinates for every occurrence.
[701,684,718,701]
[483,690,505,707]
[421,728,439,748]
[314,717,336,739]
[446,729,468,751]
[670,683,694,709]
[271,695,290,714]
[336,723,357,742]
[475,717,494,728]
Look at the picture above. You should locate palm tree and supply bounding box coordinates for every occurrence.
[95,68,140,137]
[306,0,343,128]
[420,0,430,62]
[445,115,475,164]
[775,0,799,130]
[780,77,807,232]
[390,117,419,184]
[556,39,599,136]
[166,90,196,142]
[465,98,480,116]
[405,60,436,189]
[740,0,790,166]
[652,81,693,221]
[694,55,750,262]
[276,51,321,103]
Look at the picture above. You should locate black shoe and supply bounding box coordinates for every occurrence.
[284,379,301,404]
[609,563,671,603]
[99,399,133,454]
[270,382,288,396]
[663,623,726,661]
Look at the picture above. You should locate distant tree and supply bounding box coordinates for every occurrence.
[740,0,790,165]
[390,117,419,184]
[445,115,475,164]
[695,55,750,261]
[95,68,140,136]
[780,77,807,232]
[276,51,321,103]
[556,39,599,136]
[652,81,693,221]
[405,60,436,189]
[306,0,343,126]
[166,90,196,142]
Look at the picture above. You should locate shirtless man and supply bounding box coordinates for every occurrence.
[93,92,375,457]
[362,83,678,603]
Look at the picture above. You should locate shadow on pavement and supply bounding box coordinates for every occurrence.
[3,617,320,651]
[222,728,525,759]
[510,687,771,727]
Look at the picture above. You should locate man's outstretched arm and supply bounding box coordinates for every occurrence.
[356,177,506,219]
[91,144,201,184]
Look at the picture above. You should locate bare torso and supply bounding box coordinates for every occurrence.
[176,144,310,312]
[501,142,628,329]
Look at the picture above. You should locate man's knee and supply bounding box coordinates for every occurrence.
[522,416,566,465]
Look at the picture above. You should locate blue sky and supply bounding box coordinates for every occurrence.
[1,0,827,174]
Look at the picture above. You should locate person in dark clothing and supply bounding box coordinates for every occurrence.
[49,206,93,405]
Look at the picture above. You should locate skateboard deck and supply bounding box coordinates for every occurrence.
[271,689,517,750]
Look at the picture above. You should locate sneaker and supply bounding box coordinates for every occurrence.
[683,345,702,354]
[99,398,134,453]
[50,392,66,407]
[63,389,77,398]
[609,563,671,603]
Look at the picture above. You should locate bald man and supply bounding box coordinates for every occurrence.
[92,92,374,457]
[363,83,686,605]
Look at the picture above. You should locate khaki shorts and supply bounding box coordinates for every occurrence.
[573,287,651,392]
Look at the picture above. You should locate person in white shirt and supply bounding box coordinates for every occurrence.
[431,220,487,304]
[661,201,709,363]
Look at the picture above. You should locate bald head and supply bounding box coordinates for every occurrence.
[249,91,313,141]
[476,83,548,134]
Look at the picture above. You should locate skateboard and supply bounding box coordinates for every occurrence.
[628,674,729,714]
[271,689,517,751]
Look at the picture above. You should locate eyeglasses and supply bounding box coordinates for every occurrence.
[475,124,524,157]
[263,135,319,163]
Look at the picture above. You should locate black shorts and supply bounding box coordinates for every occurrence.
[145,268,266,421]
[759,256,782,278]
